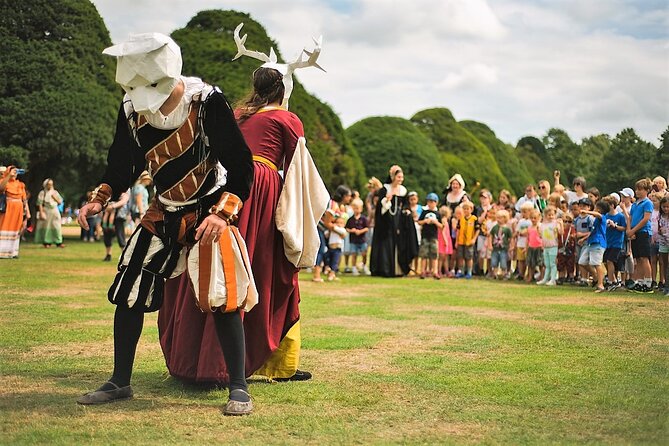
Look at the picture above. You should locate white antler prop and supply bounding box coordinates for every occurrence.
[232,23,325,109]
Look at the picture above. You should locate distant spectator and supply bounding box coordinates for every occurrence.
[657,196,669,296]
[443,173,469,214]
[34,178,64,248]
[603,195,627,291]
[537,205,561,286]
[130,171,152,223]
[455,201,479,279]
[487,209,512,280]
[622,178,654,293]
[579,200,609,292]
[437,205,454,277]
[525,209,543,282]
[653,176,667,198]
[496,189,512,210]
[515,184,538,213]
[536,180,551,212]
[345,198,370,276]
[565,175,589,205]
[0,166,29,259]
[418,193,443,279]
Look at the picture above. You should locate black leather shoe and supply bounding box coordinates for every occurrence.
[274,369,313,382]
[77,382,133,405]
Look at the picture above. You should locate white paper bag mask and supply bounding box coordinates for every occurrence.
[103,33,182,114]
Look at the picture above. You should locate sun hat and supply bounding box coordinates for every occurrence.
[619,187,634,198]
[426,192,439,202]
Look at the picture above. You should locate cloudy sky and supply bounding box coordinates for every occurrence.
[92,0,668,145]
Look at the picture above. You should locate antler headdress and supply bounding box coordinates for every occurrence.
[232,23,325,109]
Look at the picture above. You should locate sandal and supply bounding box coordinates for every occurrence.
[594,287,606,293]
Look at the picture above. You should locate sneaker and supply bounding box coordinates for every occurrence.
[594,286,606,293]
[103,254,112,262]
[343,267,352,273]
[556,277,564,285]
[274,369,313,382]
[651,280,657,289]
[625,279,636,290]
[605,282,619,292]
[455,271,464,279]
[364,266,371,276]
[465,273,472,280]
[631,283,653,294]
[536,279,548,285]
[546,280,557,286]
[351,267,360,276]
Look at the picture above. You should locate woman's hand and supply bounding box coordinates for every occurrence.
[195,214,228,245]
[77,203,102,230]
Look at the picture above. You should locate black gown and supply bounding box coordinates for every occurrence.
[370,186,418,277]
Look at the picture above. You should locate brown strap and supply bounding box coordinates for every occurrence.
[218,227,238,313]
[197,241,213,312]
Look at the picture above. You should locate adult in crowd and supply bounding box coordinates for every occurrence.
[562,173,588,205]
[443,173,469,214]
[496,189,513,210]
[102,189,130,261]
[130,171,152,224]
[314,184,352,282]
[536,180,551,212]
[75,33,254,415]
[0,166,29,259]
[34,178,64,248]
[370,165,418,277]
[159,64,326,385]
[515,184,538,213]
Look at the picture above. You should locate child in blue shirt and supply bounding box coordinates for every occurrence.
[622,178,654,293]
[603,196,627,290]
[579,200,609,292]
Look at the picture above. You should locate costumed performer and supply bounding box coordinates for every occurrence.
[370,165,418,277]
[158,23,329,383]
[76,33,256,415]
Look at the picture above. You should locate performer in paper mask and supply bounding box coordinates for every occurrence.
[158,23,328,384]
[76,33,255,415]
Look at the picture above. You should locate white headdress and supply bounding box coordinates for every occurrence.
[102,33,183,114]
[232,23,325,109]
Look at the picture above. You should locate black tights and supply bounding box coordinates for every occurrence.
[109,305,247,393]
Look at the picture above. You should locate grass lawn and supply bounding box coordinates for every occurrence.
[1,238,668,445]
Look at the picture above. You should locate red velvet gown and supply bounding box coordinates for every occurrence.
[158,107,302,382]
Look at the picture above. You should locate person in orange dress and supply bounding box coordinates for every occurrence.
[0,166,29,259]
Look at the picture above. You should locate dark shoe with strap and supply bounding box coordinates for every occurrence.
[77,381,133,405]
[274,369,313,382]
[222,389,253,416]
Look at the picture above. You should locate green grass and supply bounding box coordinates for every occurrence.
[1,238,668,445]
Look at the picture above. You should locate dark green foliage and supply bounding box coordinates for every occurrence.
[346,117,448,197]
[594,128,657,193]
[459,120,534,196]
[657,126,669,180]
[171,10,366,191]
[542,128,582,182]
[515,136,553,186]
[410,108,511,195]
[0,0,118,201]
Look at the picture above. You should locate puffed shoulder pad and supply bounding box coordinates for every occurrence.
[89,183,113,207]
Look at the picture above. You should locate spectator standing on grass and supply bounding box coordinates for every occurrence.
[345,198,370,276]
[34,178,64,248]
[563,175,589,205]
[408,191,422,276]
[455,201,479,279]
[525,209,543,283]
[130,171,152,225]
[325,215,347,281]
[649,193,661,289]
[102,189,130,262]
[418,193,443,279]
[314,185,352,282]
[622,179,654,293]
[487,209,512,280]
[475,189,494,276]
[603,196,627,291]
[496,189,513,210]
[573,198,595,285]
[514,202,533,280]
[450,205,463,276]
[437,205,453,277]
[579,200,609,293]
[537,205,561,286]
[656,196,669,296]
[557,213,576,284]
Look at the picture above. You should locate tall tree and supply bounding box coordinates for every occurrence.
[595,128,656,193]
[0,0,118,202]
[657,126,669,180]
[542,128,581,183]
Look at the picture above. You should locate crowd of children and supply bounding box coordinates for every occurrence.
[319,173,669,296]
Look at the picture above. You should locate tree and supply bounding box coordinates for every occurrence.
[0,0,119,202]
[460,120,534,196]
[171,9,366,191]
[411,108,511,196]
[542,128,581,182]
[595,128,656,193]
[657,126,669,180]
[347,116,448,197]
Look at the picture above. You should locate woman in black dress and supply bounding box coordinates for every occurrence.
[370,165,418,277]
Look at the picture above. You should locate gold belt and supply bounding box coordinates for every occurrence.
[252,155,278,171]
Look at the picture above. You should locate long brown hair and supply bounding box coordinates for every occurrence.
[235,67,285,123]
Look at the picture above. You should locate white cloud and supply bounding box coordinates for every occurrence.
[91,0,669,145]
